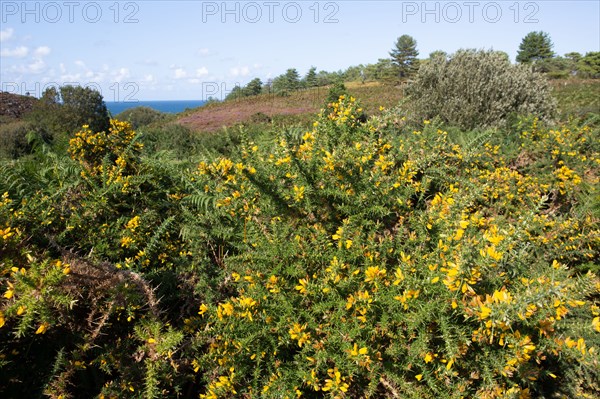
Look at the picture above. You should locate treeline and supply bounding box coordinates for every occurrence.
[223,31,600,102]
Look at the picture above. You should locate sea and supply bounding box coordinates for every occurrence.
[105,100,206,115]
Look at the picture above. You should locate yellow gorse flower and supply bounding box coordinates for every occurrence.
[364,266,386,284]
[288,323,310,347]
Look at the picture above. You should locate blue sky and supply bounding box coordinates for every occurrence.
[1,0,599,100]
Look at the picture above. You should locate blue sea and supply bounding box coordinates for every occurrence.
[106,100,206,115]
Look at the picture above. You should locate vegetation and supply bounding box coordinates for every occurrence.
[26,85,110,150]
[516,31,555,64]
[1,33,599,398]
[406,49,557,130]
[115,106,169,130]
[390,35,419,79]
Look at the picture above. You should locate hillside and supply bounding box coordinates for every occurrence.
[177,82,405,132]
[176,79,600,134]
[0,92,37,121]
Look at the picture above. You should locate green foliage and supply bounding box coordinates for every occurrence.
[0,121,34,159]
[326,82,349,105]
[516,31,555,64]
[390,34,419,78]
[0,85,598,399]
[190,99,599,398]
[140,123,206,157]
[26,85,110,147]
[551,80,600,118]
[406,49,557,129]
[244,78,263,96]
[116,106,168,129]
[578,52,600,78]
[364,58,397,84]
[304,66,318,88]
[428,50,447,61]
[272,68,301,95]
[536,56,575,79]
[225,78,264,101]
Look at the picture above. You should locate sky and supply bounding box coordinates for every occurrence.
[1,0,599,100]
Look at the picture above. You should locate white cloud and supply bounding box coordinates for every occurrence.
[33,46,51,57]
[60,73,83,81]
[230,66,250,77]
[59,63,66,73]
[174,68,187,79]
[113,67,130,82]
[0,28,14,42]
[188,78,201,84]
[1,46,29,58]
[75,60,86,68]
[27,58,45,74]
[195,67,209,77]
[144,74,155,82]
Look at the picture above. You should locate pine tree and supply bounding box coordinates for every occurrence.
[304,67,318,88]
[390,35,419,79]
[516,31,555,63]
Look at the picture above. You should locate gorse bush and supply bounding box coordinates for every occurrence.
[0,96,598,398]
[406,49,557,130]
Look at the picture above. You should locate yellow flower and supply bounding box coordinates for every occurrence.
[217,302,234,320]
[592,317,600,333]
[364,266,386,283]
[348,343,368,358]
[198,303,208,316]
[293,185,305,202]
[479,304,492,320]
[289,323,310,347]
[35,322,49,334]
[0,226,13,240]
[332,227,343,241]
[453,228,464,241]
[393,267,404,285]
[126,216,140,231]
[120,236,134,248]
[322,367,349,393]
[295,278,309,294]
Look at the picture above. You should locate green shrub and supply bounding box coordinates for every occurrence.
[0,98,598,398]
[0,121,32,159]
[406,49,557,129]
[141,123,204,157]
[116,106,168,129]
[326,82,348,105]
